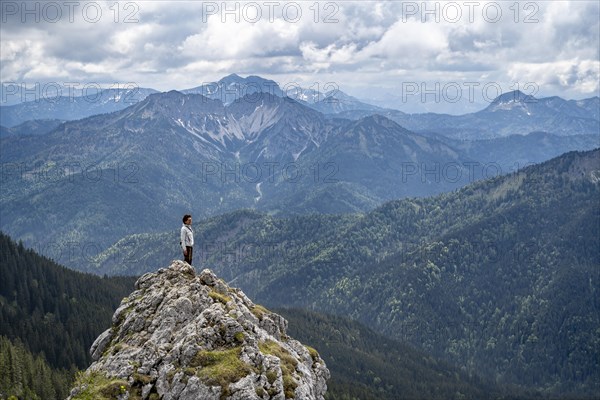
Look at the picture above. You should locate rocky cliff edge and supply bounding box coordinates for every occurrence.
[67,260,329,400]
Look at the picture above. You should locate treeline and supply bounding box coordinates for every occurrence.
[0,232,137,398]
[0,336,73,400]
[278,308,525,400]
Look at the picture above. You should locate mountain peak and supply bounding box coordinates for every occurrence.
[483,90,538,114]
[68,261,329,400]
[490,90,537,105]
[354,113,409,132]
[183,74,284,105]
[219,73,244,84]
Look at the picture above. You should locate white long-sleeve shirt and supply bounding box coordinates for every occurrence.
[181,224,194,250]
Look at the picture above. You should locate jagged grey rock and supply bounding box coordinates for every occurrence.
[67,260,329,400]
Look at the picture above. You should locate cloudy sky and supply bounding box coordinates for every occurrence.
[1,0,599,113]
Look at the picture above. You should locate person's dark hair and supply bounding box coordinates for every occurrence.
[182,214,192,223]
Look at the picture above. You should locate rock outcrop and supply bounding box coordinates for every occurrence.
[67,261,329,400]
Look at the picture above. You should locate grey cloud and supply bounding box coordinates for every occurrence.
[1,0,598,111]
[446,28,519,54]
[45,29,117,63]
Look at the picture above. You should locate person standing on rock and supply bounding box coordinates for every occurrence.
[181,214,194,265]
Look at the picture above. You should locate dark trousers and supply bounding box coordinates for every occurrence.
[184,246,193,264]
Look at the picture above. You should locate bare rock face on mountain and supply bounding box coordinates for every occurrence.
[67,261,329,400]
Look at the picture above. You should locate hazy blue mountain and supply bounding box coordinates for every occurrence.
[358,90,488,115]
[0,91,254,256]
[256,114,481,214]
[0,119,64,137]
[307,90,386,114]
[225,92,335,162]
[448,131,600,171]
[484,92,600,121]
[0,87,158,127]
[183,74,385,116]
[335,91,600,139]
[332,109,598,172]
[1,90,484,259]
[2,84,597,270]
[472,91,600,136]
[1,82,67,106]
[282,86,324,104]
[572,96,600,120]
[0,82,111,106]
[5,74,596,142]
[182,73,284,105]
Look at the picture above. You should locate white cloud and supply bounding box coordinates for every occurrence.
[1,0,598,109]
[108,23,163,55]
[362,19,449,61]
[180,14,300,60]
[299,41,360,70]
[508,59,600,94]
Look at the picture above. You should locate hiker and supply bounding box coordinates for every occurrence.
[181,214,194,264]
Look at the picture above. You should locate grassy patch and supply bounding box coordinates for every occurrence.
[259,340,298,398]
[133,372,153,385]
[266,370,278,384]
[209,290,232,305]
[166,370,176,384]
[305,345,319,362]
[234,332,246,343]
[115,303,135,326]
[251,304,270,320]
[192,347,255,397]
[70,371,129,400]
[111,343,125,355]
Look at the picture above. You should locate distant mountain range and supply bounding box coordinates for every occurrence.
[1,77,598,260]
[182,73,284,104]
[0,90,478,253]
[3,74,598,139]
[0,87,158,127]
[335,91,599,139]
[0,119,64,137]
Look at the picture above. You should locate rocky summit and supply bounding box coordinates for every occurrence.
[67,261,329,400]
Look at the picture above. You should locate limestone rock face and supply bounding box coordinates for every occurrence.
[67,261,329,400]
